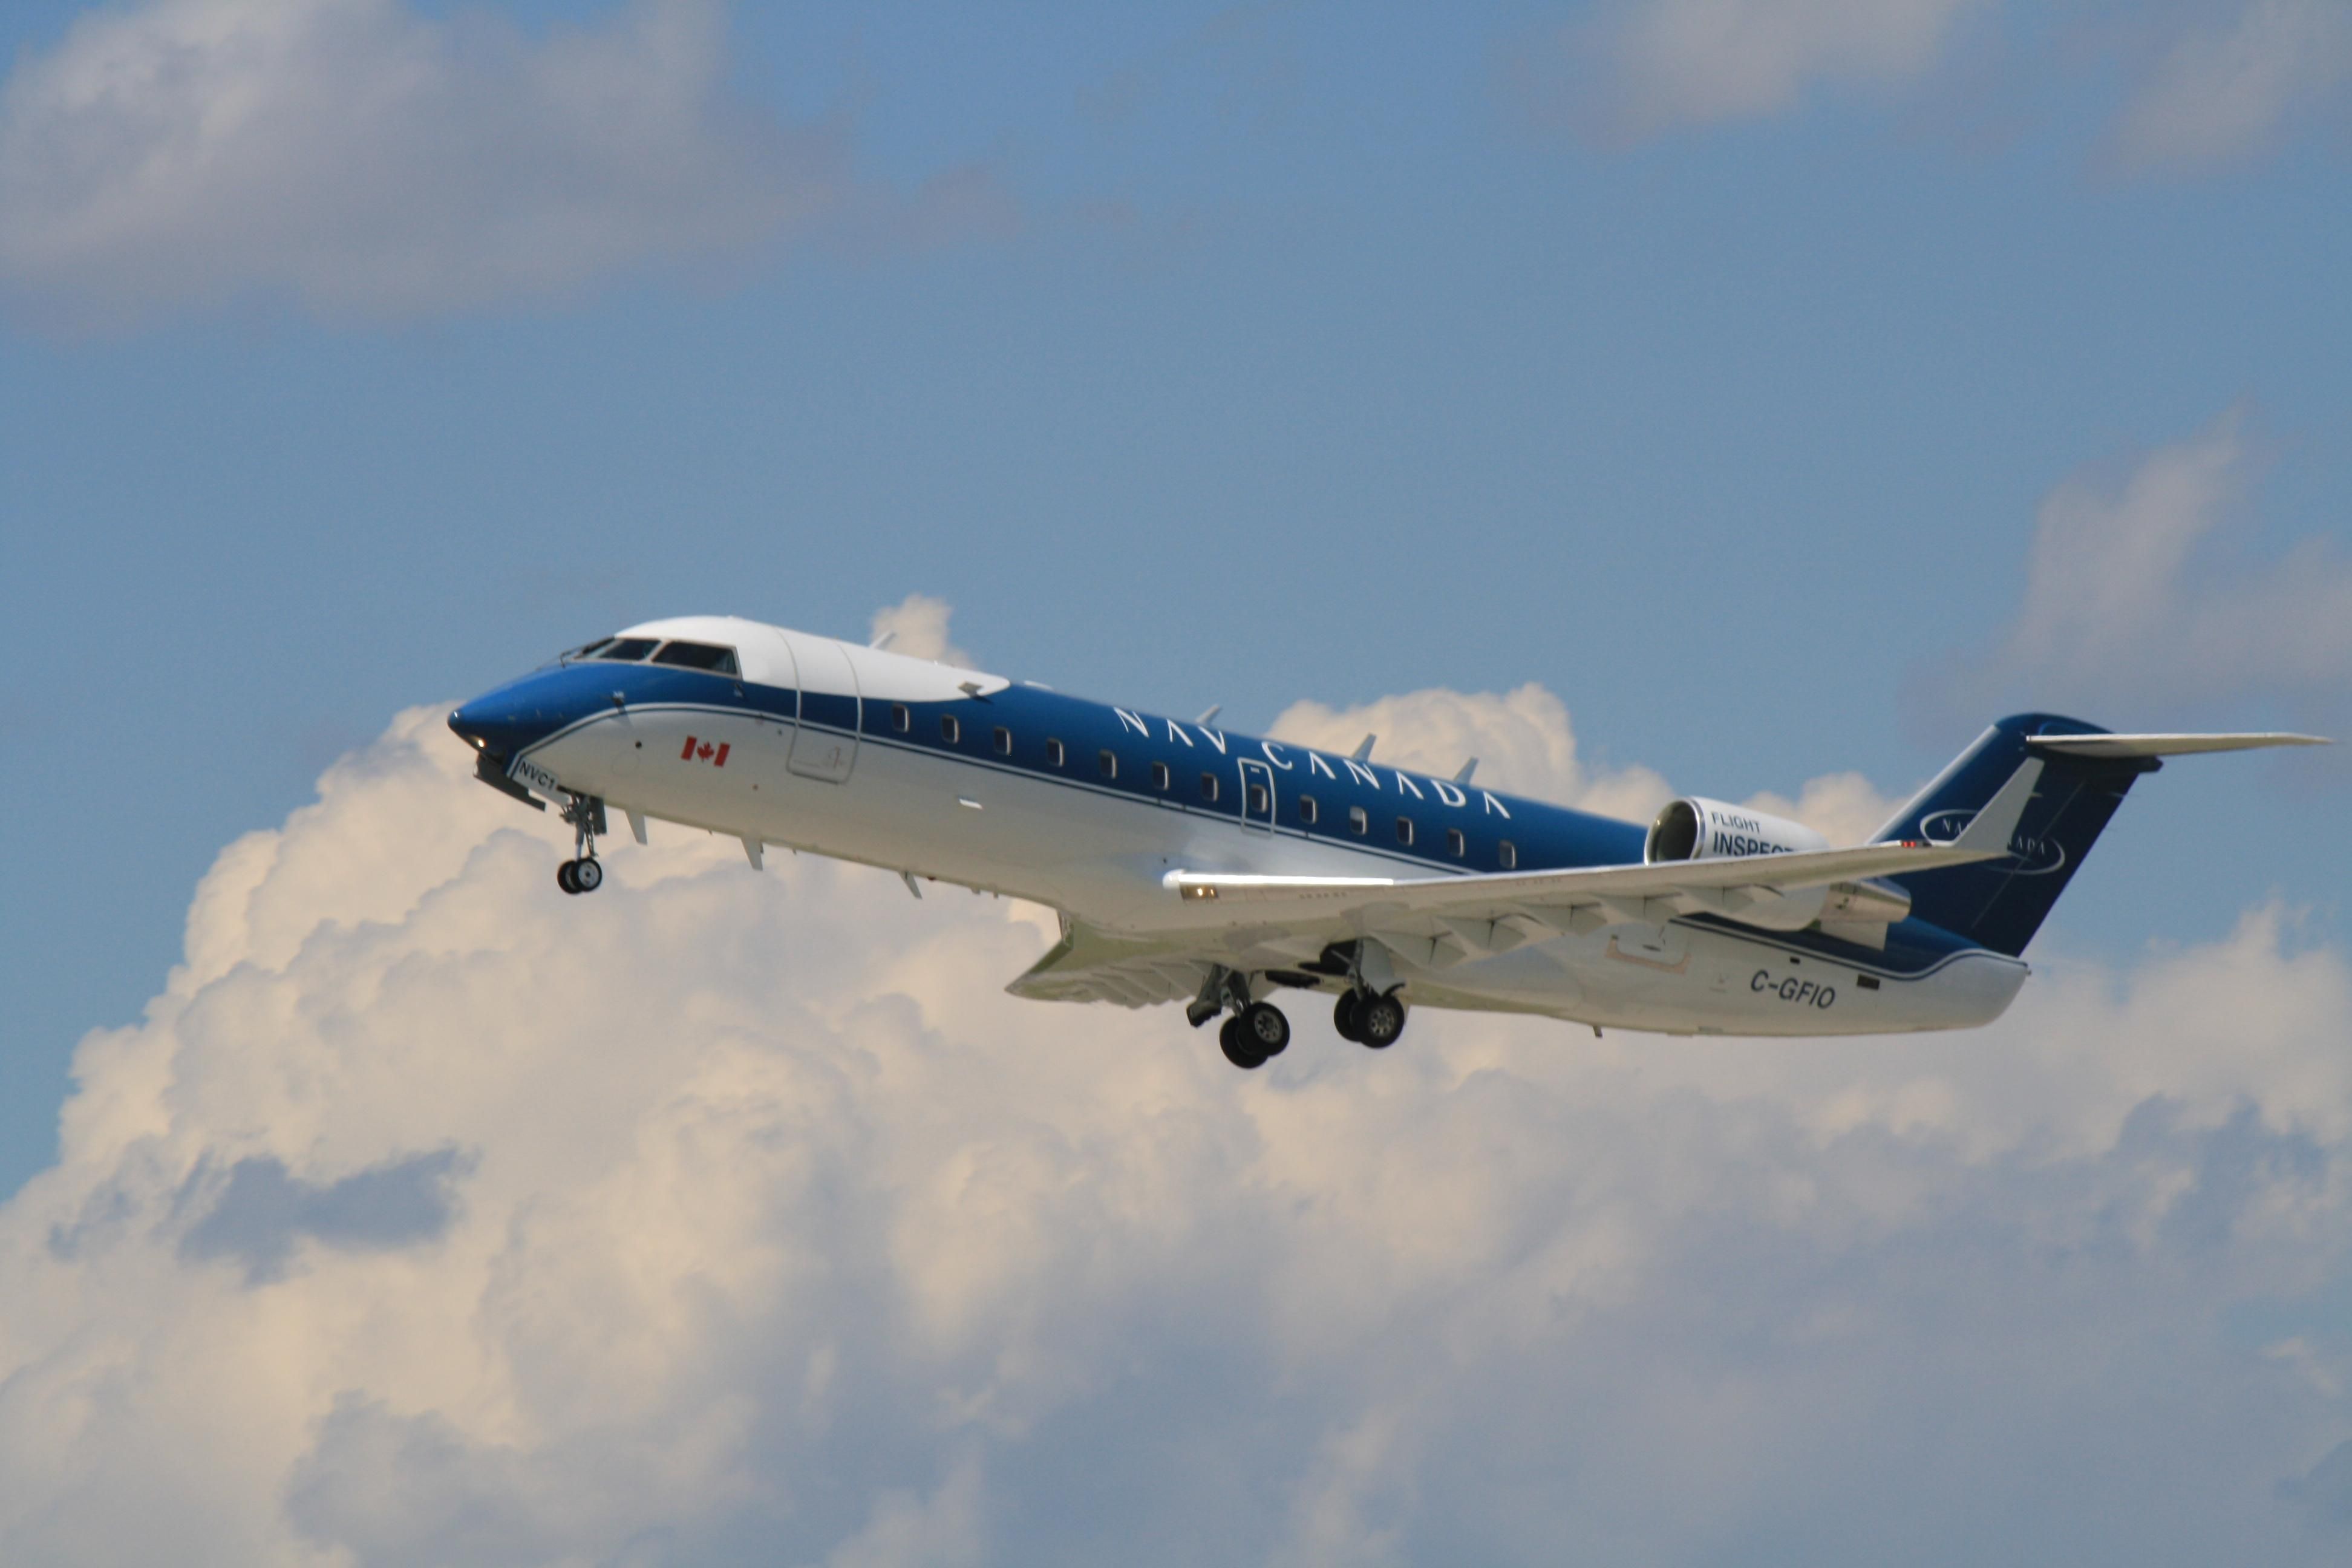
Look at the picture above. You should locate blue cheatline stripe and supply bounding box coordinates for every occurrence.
[503,660,2002,978]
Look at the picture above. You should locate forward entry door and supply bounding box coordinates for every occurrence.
[785,635,860,782]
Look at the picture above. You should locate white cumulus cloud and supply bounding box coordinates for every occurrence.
[867,593,974,668]
[1,678,2348,1563]
[0,0,1005,327]
[1925,406,2352,727]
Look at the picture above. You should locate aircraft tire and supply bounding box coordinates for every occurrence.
[1333,991,1364,1042]
[1243,1001,1290,1057]
[1218,1016,1266,1071]
[1356,993,1405,1050]
[557,860,580,895]
[572,858,604,893]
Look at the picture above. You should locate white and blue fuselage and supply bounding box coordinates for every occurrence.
[449,615,2050,1049]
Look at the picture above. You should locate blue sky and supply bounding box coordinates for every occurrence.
[7,2,2345,1189]
[1,5,2350,1560]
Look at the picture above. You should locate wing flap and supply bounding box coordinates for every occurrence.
[1006,920,1215,1008]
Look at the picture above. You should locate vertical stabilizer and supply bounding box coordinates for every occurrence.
[1874,715,2157,956]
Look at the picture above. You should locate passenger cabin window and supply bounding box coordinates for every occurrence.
[1396,817,1414,848]
[1299,795,1319,826]
[1348,806,1369,836]
[993,726,1013,756]
[1200,773,1220,803]
[1150,761,1171,790]
[1046,738,1065,767]
[599,638,659,662]
[1098,750,1118,780]
[650,641,740,675]
[1446,828,1466,858]
[890,704,910,733]
[941,715,960,744]
[1498,840,1517,870]
[1247,784,1269,815]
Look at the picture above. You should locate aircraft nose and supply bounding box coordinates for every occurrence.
[447,681,563,759]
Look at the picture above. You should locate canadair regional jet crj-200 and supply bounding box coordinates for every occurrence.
[446,616,2326,1070]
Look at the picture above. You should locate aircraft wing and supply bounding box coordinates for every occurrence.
[1007,841,2008,1005]
[1009,767,2047,1002]
[1162,839,1998,925]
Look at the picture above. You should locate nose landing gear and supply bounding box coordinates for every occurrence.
[557,792,607,896]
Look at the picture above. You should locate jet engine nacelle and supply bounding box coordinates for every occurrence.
[1645,797,1829,865]
[1645,797,1832,932]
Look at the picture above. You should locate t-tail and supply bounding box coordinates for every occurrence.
[1873,715,2327,958]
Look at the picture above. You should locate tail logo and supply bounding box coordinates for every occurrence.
[1918,811,2066,875]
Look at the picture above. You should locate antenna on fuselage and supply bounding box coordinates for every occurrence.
[1453,757,1478,785]
[1351,734,1376,762]
[1194,704,1221,727]
[870,630,897,650]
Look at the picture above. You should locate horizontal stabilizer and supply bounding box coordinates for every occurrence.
[2026,731,2329,759]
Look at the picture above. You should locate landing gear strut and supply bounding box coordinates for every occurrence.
[557,792,607,895]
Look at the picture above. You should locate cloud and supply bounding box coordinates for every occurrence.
[0,688,2348,1563]
[0,0,1008,328]
[1921,406,2352,727]
[1519,0,2352,172]
[2111,0,2352,172]
[867,593,973,668]
[1521,0,1989,140]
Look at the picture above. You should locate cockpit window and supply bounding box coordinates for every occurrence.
[650,640,740,676]
[598,638,660,662]
[563,638,616,662]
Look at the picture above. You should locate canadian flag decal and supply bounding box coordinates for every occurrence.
[679,736,730,767]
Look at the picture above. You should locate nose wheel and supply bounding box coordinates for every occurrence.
[557,791,608,895]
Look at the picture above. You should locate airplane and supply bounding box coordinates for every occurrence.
[446,615,2327,1070]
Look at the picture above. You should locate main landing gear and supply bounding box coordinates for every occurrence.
[1333,988,1406,1050]
[556,792,607,896]
[1191,965,1409,1071]
[1219,1002,1292,1071]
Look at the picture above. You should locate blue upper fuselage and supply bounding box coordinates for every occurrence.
[449,652,1991,976]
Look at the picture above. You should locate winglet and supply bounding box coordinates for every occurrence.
[1950,758,2043,854]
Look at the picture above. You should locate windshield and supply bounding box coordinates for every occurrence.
[649,641,740,676]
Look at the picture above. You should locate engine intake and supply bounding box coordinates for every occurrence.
[1644,798,1829,864]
